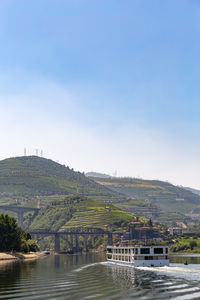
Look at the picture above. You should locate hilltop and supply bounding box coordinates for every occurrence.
[0,156,120,206]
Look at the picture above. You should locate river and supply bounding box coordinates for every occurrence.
[1,253,200,299]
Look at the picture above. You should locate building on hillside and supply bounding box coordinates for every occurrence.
[185,213,200,221]
[176,222,187,229]
[122,223,161,241]
[168,227,183,236]
[127,202,161,219]
[37,199,46,208]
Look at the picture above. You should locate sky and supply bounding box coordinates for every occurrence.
[0,0,200,188]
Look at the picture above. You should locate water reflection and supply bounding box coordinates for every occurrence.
[0,259,38,290]
[170,254,200,264]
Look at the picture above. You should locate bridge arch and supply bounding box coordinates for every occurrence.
[0,205,40,228]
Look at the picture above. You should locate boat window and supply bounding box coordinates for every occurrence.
[165,248,168,254]
[128,256,131,262]
[122,249,124,254]
[107,254,112,259]
[129,249,131,254]
[119,249,121,254]
[154,248,163,254]
[145,256,153,260]
[119,256,121,260]
[140,248,150,254]
[125,249,128,254]
[107,248,112,253]
[135,248,138,254]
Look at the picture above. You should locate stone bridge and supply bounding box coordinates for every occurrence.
[29,229,114,252]
[0,205,40,228]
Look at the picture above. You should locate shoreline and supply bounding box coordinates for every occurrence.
[0,251,46,261]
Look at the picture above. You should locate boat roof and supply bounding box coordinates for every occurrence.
[108,244,167,248]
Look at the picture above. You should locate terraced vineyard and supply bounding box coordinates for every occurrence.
[60,205,135,231]
[90,177,200,214]
[29,196,139,232]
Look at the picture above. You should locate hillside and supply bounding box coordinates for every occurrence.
[0,156,120,206]
[29,195,138,232]
[89,177,200,214]
[84,176,200,226]
[0,156,198,228]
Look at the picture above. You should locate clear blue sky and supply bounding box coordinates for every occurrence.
[0,0,200,188]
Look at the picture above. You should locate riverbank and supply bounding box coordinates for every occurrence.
[170,236,200,254]
[0,252,46,261]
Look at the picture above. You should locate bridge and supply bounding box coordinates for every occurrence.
[29,229,114,252]
[0,205,40,228]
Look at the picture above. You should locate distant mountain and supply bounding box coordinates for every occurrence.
[181,186,200,196]
[0,156,118,201]
[86,172,111,178]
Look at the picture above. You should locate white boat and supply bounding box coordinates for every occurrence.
[106,244,169,267]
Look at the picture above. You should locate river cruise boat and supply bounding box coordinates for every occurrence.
[106,244,169,267]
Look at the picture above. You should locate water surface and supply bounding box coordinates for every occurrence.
[1,254,200,299]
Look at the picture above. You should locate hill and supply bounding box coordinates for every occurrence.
[85,176,200,226]
[0,156,197,228]
[29,195,138,232]
[0,156,120,206]
[89,177,200,214]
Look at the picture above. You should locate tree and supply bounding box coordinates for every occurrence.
[0,214,39,252]
[0,214,22,251]
[189,240,197,250]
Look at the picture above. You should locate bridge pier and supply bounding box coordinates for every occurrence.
[70,234,73,247]
[107,232,113,245]
[65,234,73,251]
[18,210,24,229]
[83,235,88,252]
[75,234,79,252]
[55,234,60,252]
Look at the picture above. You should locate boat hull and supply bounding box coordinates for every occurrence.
[107,259,169,267]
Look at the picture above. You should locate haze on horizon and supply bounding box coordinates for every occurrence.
[0,1,200,189]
